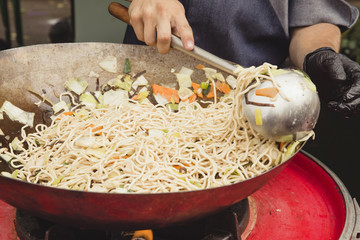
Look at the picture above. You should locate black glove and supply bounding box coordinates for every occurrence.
[303,47,360,116]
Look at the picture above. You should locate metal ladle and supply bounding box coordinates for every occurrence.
[108,2,320,142]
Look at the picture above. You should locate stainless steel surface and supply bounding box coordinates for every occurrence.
[170,35,237,76]
[242,69,320,142]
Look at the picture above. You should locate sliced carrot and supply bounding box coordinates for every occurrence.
[152,84,180,103]
[167,91,180,103]
[131,94,138,100]
[196,64,205,70]
[255,87,279,98]
[111,155,130,161]
[191,82,200,90]
[206,83,215,98]
[152,84,161,95]
[215,81,231,94]
[173,165,182,170]
[85,124,103,135]
[173,163,191,170]
[62,111,75,116]
[91,126,103,132]
[191,82,204,98]
[113,155,130,159]
[188,93,197,103]
[279,142,286,151]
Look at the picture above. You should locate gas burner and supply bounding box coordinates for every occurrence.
[15,210,108,240]
[14,199,250,240]
[153,199,249,240]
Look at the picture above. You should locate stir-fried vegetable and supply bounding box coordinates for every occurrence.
[205,83,215,98]
[10,137,23,151]
[52,100,69,114]
[152,84,180,103]
[225,75,237,89]
[255,87,279,98]
[65,77,88,95]
[123,58,131,74]
[103,89,128,106]
[132,75,148,89]
[191,82,203,98]
[254,108,263,125]
[178,87,194,101]
[176,73,192,88]
[0,100,35,127]
[215,81,231,94]
[99,56,118,73]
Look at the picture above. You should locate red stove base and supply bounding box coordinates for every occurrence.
[242,152,346,239]
[0,198,17,240]
[0,152,353,240]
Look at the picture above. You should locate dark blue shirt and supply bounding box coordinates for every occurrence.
[124,0,358,67]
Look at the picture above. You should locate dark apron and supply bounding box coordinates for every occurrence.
[124,0,288,67]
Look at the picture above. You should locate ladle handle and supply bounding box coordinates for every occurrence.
[108,2,237,76]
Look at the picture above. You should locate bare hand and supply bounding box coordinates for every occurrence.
[128,0,194,54]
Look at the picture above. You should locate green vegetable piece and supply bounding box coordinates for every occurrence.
[115,80,132,91]
[200,82,209,89]
[65,77,88,95]
[278,134,294,143]
[11,170,19,178]
[165,103,179,111]
[0,153,12,162]
[203,84,211,95]
[52,176,64,186]
[243,161,253,168]
[123,58,131,74]
[284,141,300,160]
[80,93,98,104]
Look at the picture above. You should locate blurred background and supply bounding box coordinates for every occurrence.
[0,0,360,200]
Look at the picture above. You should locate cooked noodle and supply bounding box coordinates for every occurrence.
[5,63,293,193]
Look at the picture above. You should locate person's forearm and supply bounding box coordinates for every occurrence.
[289,23,341,69]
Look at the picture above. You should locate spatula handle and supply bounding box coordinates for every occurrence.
[108,2,131,25]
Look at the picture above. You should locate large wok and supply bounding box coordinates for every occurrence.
[0,43,301,230]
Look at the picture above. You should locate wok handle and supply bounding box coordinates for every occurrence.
[108,2,237,76]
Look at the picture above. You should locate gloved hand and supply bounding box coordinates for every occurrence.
[303,47,360,116]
